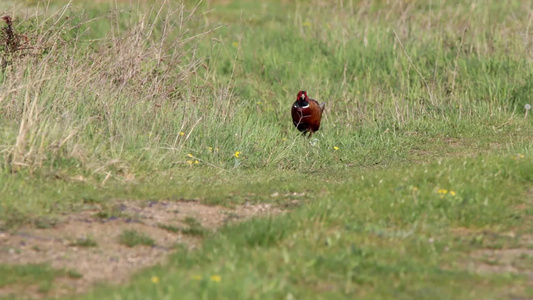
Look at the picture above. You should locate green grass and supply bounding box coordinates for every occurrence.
[118,230,155,248]
[181,217,208,237]
[157,223,181,233]
[0,0,532,299]
[78,151,531,300]
[159,217,208,236]
[0,264,75,296]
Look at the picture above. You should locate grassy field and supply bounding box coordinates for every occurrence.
[0,0,532,299]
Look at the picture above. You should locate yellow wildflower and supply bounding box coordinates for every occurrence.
[187,153,194,158]
[234,151,241,158]
[186,160,193,165]
[333,146,339,151]
[450,191,456,196]
[232,42,239,48]
[179,132,185,136]
[210,275,221,282]
[208,147,213,152]
[412,187,418,191]
[194,160,199,164]
[151,276,159,284]
[302,21,311,27]
[438,189,448,194]
[191,275,202,281]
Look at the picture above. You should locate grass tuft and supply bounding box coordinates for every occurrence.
[158,217,208,237]
[181,217,207,237]
[118,230,155,248]
[69,237,98,248]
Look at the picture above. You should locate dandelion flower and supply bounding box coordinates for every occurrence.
[151,276,159,284]
[179,132,185,136]
[232,42,239,48]
[210,275,221,282]
[208,147,213,152]
[450,191,456,196]
[187,153,194,158]
[234,151,241,158]
[186,160,193,165]
[525,104,531,110]
[194,160,199,164]
[333,146,339,151]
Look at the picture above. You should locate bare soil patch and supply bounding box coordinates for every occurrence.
[0,199,285,298]
[468,248,533,278]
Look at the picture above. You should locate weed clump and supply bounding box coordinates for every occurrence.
[0,15,29,69]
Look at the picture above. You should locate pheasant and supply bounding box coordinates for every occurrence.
[291,91,325,137]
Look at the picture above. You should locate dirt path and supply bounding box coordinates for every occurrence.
[0,199,285,298]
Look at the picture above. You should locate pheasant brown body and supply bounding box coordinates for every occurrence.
[291,91,325,137]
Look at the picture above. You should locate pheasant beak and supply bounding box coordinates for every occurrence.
[300,94,306,101]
